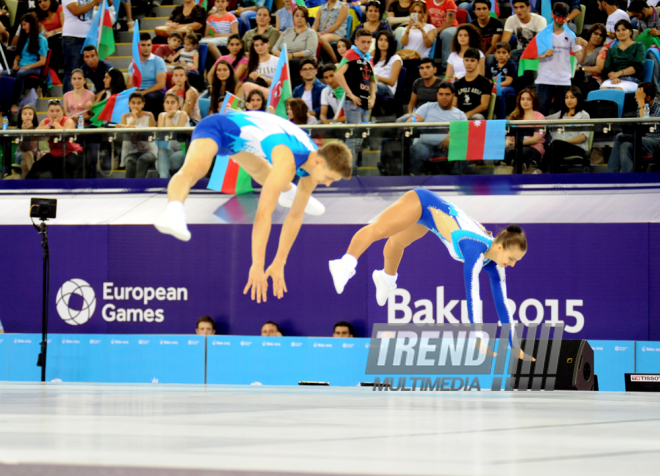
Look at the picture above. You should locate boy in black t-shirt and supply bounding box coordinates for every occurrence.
[486,42,518,118]
[453,48,492,120]
[334,28,376,163]
[471,0,503,57]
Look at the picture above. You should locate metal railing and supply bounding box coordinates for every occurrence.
[2,117,659,178]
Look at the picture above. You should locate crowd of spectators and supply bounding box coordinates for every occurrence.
[194,316,356,337]
[2,0,660,180]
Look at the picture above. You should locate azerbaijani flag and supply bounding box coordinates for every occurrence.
[519,23,577,77]
[448,120,507,162]
[207,155,254,195]
[490,1,500,18]
[81,0,115,60]
[492,73,501,96]
[267,43,292,119]
[131,19,142,89]
[220,93,243,113]
[89,87,137,126]
[196,0,207,9]
[333,92,345,121]
[291,0,305,11]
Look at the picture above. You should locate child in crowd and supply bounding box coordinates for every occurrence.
[157,93,190,179]
[201,0,239,60]
[117,92,157,179]
[157,32,184,64]
[486,42,518,118]
[15,105,40,179]
[171,34,200,73]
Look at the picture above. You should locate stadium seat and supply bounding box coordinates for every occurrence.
[456,9,468,25]
[586,89,625,118]
[486,93,496,120]
[199,97,211,118]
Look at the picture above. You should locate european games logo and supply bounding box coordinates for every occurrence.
[56,279,96,325]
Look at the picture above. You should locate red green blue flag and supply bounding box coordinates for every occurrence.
[490,1,499,18]
[131,19,142,88]
[492,73,501,96]
[196,0,208,9]
[207,155,254,195]
[220,93,243,113]
[448,120,507,161]
[89,87,137,126]
[267,43,292,119]
[519,23,577,77]
[81,0,115,60]
[291,0,305,11]
[333,92,345,121]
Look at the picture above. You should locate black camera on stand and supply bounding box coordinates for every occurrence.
[30,198,57,382]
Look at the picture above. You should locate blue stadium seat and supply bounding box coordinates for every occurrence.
[199,97,211,118]
[586,89,625,118]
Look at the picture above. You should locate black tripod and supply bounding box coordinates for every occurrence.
[33,219,50,382]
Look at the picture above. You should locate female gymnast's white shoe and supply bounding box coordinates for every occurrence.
[372,270,396,306]
[277,183,326,216]
[154,202,191,242]
[328,259,356,294]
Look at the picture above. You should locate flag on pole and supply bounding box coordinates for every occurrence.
[448,120,507,161]
[207,155,254,195]
[81,0,116,60]
[267,43,292,119]
[89,87,137,126]
[196,0,207,9]
[518,23,577,77]
[220,93,243,113]
[131,20,142,88]
[291,0,305,11]
[333,92,346,121]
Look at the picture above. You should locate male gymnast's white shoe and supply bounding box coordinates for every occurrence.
[328,259,356,294]
[372,270,396,306]
[154,202,191,242]
[278,183,326,216]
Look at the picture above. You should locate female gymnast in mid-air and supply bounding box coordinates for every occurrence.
[329,188,532,358]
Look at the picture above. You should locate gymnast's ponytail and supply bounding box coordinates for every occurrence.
[494,225,527,252]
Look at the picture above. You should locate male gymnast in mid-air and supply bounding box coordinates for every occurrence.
[155,111,353,303]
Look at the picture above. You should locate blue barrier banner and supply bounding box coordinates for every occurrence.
[207,336,370,386]
[635,341,660,373]
[590,340,635,391]
[5,334,205,384]
[0,335,8,381]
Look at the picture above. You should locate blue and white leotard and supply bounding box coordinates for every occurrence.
[191,111,318,177]
[414,188,517,347]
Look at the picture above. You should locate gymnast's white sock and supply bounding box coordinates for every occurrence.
[340,254,358,271]
[281,183,297,201]
[166,200,185,216]
[382,271,397,288]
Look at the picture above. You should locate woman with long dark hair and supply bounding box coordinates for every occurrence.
[167,65,201,124]
[373,31,402,98]
[245,89,267,111]
[504,88,545,167]
[1,13,48,113]
[246,34,278,87]
[445,23,485,80]
[209,60,244,114]
[543,86,591,172]
[91,69,127,107]
[35,0,64,73]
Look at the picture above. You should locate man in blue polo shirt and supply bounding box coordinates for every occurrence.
[128,33,167,116]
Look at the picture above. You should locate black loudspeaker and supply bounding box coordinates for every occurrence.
[513,339,595,391]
